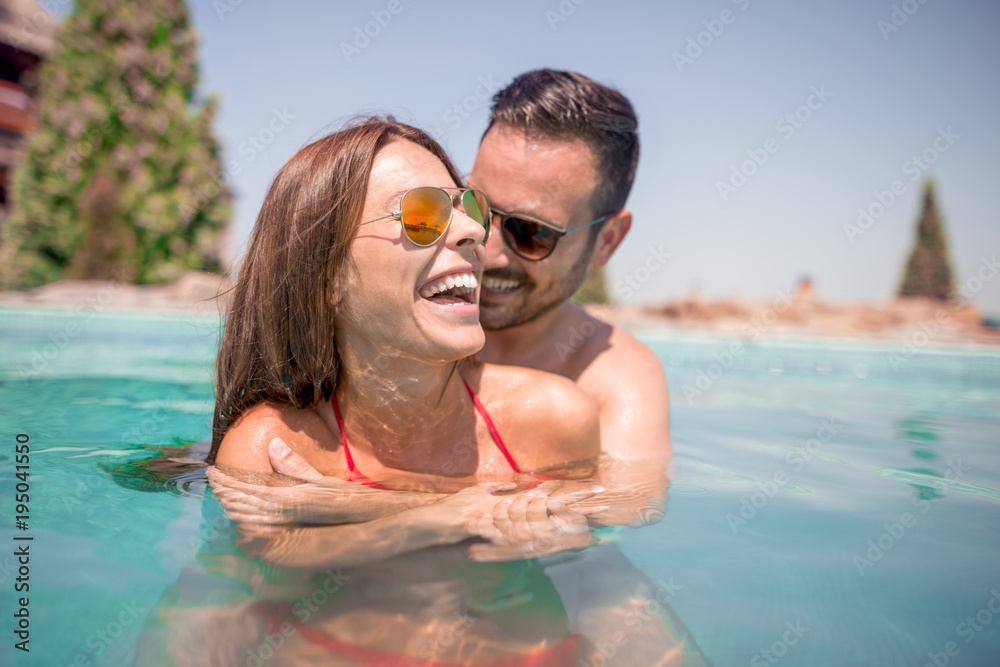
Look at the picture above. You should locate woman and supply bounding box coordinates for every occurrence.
[206,117,603,563]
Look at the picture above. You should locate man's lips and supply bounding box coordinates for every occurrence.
[482,277,520,291]
[480,276,525,298]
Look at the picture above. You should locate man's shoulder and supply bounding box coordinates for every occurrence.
[568,311,670,416]
[557,305,661,377]
[591,319,663,373]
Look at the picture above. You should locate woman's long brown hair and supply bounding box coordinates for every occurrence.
[207,118,464,463]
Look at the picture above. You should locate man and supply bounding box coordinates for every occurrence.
[469,68,670,461]
[259,69,671,540]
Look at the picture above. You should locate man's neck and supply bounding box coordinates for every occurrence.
[481,301,580,369]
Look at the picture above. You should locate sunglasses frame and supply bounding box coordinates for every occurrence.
[356,186,491,247]
[493,208,611,261]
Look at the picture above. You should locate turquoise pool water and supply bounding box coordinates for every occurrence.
[1,308,998,666]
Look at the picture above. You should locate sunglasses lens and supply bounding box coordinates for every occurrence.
[461,190,491,242]
[401,187,452,246]
[502,217,556,260]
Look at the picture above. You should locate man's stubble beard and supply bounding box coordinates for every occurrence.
[480,239,596,332]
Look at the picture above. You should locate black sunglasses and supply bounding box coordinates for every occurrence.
[493,209,611,261]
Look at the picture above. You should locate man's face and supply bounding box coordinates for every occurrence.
[469,123,602,331]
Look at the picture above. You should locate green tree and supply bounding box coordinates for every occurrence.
[0,0,229,290]
[572,266,610,305]
[898,180,955,300]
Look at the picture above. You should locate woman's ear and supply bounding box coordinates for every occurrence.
[591,210,632,268]
[328,272,344,307]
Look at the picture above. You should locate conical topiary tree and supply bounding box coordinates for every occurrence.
[898,180,955,300]
[0,0,229,290]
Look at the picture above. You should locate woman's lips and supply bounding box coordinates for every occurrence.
[418,272,479,301]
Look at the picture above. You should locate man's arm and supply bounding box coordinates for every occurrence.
[563,324,672,527]
[582,325,672,461]
[265,437,661,532]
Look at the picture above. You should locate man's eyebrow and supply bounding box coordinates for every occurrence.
[496,203,544,218]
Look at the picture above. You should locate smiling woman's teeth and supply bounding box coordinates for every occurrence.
[419,273,479,299]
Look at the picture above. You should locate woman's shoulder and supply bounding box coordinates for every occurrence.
[476,362,592,411]
[214,401,333,473]
[473,363,600,474]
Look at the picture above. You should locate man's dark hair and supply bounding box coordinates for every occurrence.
[483,69,639,216]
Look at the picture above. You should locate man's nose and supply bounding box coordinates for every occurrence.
[484,223,510,270]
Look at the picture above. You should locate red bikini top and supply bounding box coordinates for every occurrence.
[331,380,521,489]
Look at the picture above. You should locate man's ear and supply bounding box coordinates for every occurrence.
[591,210,631,268]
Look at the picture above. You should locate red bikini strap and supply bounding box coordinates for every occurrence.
[336,384,521,478]
[462,379,520,474]
[331,393,357,473]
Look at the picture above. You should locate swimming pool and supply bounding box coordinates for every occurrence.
[1,307,998,666]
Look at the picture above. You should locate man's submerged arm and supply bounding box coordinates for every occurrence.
[576,328,673,527]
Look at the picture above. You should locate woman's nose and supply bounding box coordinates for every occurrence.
[447,208,487,249]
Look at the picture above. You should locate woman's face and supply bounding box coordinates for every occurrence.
[337,139,487,365]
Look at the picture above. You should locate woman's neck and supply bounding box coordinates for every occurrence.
[333,348,478,471]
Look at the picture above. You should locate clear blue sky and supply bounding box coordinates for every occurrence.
[186,0,1000,313]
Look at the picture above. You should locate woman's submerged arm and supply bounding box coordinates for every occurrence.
[210,469,517,569]
[231,502,460,569]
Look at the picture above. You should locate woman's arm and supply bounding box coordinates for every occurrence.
[214,402,312,472]
[208,461,447,525]
[209,472,514,569]
[232,504,457,569]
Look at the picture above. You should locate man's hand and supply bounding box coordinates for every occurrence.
[268,437,325,480]
[467,490,606,562]
[269,440,608,509]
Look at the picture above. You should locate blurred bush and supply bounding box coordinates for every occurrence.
[0,0,230,290]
